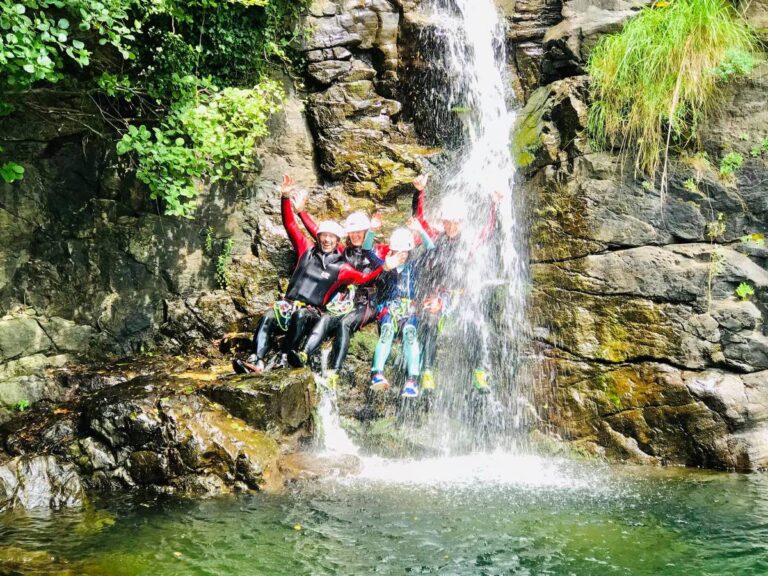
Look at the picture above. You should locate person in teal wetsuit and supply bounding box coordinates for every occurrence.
[370,224,435,398]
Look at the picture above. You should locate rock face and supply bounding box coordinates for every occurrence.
[519,2,768,469]
[303,0,430,199]
[0,365,316,511]
[0,76,322,415]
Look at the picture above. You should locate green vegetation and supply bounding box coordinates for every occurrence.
[14,399,30,412]
[587,0,757,181]
[216,239,235,288]
[1,0,309,216]
[750,137,768,157]
[683,177,698,192]
[719,151,744,177]
[740,233,765,247]
[735,282,755,300]
[204,226,214,255]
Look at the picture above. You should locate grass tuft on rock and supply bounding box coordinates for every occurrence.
[587,0,758,178]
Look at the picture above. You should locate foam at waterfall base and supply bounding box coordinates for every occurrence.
[344,453,605,490]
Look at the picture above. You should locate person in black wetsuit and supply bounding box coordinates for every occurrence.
[287,209,387,387]
[411,175,502,394]
[238,176,386,375]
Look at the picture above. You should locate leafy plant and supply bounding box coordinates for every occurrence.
[750,137,768,158]
[117,80,285,217]
[740,233,765,247]
[735,282,755,301]
[683,177,698,192]
[15,399,30,412]
[587,0,757,183]
[2,0,309,200]
[204,226,214,254]
[216,239,235,288]
[0,0,135,91]
[719,152,744,177]
[0,161,24,183]
[707,212,726,241]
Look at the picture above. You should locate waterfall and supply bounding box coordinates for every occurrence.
[314,0,531,459]
[402,0,530,454]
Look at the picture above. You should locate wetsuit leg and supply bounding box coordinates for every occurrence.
[283,307,319,354]
[302,314,340,358]
[371,313,395,373]
[402,316,421,379]
[253,310,278,361]
[330,304,367,372]
[419,312,441,372]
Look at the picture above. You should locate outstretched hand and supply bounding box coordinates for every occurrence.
[292,188,308,211]
[280,174,295,198]
[370,212,383,230]
[412,174,429,192]
[406,217,424,234]
[384,252,407,271]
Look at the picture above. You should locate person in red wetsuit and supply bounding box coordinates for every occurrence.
[238,176,386,375]
[287,206,388,387]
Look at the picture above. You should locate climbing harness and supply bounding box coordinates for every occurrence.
[326,285,357,317]
[273,299,306,332]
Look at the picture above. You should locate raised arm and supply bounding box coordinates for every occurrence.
[411,175,438,240]
[280,175,312,258]
[322,264,385,305]
[298,210,319,238]
[475,191,503,248]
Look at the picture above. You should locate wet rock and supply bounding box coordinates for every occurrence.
[308,60,354,85]
[279,452,362,481]
[0,315,53,363]
[202,369,316,434]
[0,455,84,512]
[525,31,768,470]
[542,0,651,82]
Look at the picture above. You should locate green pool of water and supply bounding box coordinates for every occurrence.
[1,457,767,575]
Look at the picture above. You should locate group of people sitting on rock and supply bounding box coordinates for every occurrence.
[233,173,502,399]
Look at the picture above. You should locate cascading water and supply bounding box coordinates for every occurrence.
[398,0,530,454]
[315,0,532,462]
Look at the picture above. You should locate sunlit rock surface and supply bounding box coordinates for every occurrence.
[0,361,317,511]
[520,2,768,469]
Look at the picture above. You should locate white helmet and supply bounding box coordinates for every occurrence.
[317,220,345,239]
[440,197,466,222]
[343,211,371,233]
[389,228,415,252]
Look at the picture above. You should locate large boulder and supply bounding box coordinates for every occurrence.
[0,365,318,510]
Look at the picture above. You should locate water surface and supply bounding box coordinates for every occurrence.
[2,456,767,575]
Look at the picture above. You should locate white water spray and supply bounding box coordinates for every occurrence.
[407,0,529,453]
[315,0,531,465]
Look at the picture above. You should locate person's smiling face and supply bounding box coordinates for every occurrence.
[318,233,339,253]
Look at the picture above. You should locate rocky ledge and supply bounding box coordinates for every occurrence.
[0,360,321,512]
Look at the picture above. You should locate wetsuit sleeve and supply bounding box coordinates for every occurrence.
[281,197,312,258]
[362,230,376,250]
[411,186,438,240]
[322,264,384,305]
[375,243,390,259]
[417,228,435,251]
[365,249,385,268]
[474,199,499,248]
[298,210,319,238]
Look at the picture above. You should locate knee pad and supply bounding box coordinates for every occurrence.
[403,324,417,345]
[379,322,395,342]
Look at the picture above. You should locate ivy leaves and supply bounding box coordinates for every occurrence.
[117,79,285,217]
[0,0,135,89]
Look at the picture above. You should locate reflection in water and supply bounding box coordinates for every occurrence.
[2,462,767,575]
